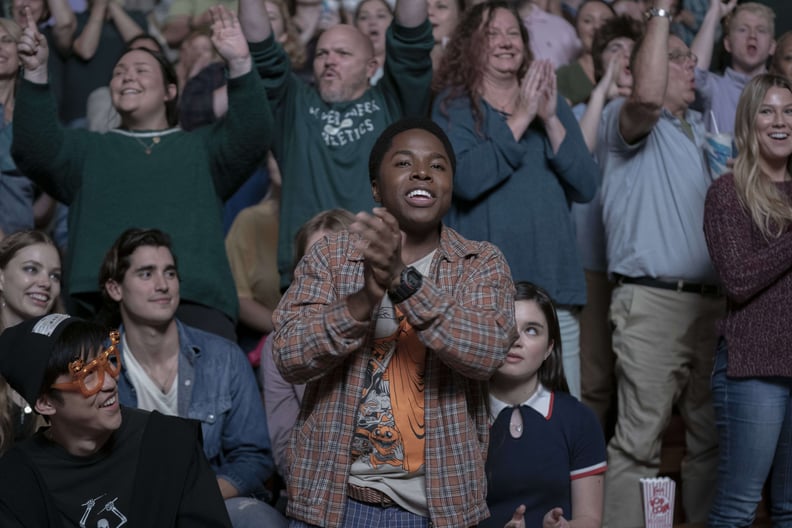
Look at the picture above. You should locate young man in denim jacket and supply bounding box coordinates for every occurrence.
[99,227,286,528]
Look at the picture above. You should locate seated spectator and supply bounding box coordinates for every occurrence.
[99,227,286,528]
[691,0,774,133]
[10,0,76,56]
[260,207,354,482]
[12,6,271,340]
[0,230,61,455]
[354,0,393,85]
[0,315,233,526]
[556,0,615,106]
[483,281,606,528]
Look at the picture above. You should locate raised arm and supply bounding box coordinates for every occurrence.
[579,54,627,152]
[394,0,427,29]
[239,0,273,42]
[619,0,672,144]
[690,0,737,72]
[46,0,77,55]
[18,6,50,84]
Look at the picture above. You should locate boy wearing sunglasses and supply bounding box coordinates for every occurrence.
[0,314,232,527]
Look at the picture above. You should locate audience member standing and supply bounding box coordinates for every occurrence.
[239,0,433,291]
[691,0,775,133]
[12,5,272,339]
[432,1,598,399]
[597,1,724,525]
[703,73,792,527]
[272,118,516,527]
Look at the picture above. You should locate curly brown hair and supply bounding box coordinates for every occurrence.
[432,1,532,132]
[591,15,643,82]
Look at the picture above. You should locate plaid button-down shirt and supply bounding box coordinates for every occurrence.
[273,226,516,527]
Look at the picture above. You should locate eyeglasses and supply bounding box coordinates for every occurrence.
[51,331,122,397]
[668,51,698,65]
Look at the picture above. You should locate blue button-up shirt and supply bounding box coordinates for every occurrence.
[117,319,274,495]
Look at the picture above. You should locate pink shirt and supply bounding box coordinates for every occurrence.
[522,6,581,68]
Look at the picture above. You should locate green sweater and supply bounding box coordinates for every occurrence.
[12,71,272,321]
[249,21,433,290]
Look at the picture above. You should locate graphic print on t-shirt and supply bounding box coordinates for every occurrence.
[351,305,426,473]
[78,494,127,528]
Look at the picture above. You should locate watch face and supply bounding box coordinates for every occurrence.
[404,268,422,289]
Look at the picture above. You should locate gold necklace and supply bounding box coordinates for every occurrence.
[132,135,161,155]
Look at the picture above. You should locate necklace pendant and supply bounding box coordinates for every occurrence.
[152,136,161,145]
[145,148,151,155]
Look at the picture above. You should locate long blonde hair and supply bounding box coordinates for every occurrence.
[733,74,792,238]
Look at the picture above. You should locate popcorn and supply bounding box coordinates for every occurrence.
[640,477,676,528]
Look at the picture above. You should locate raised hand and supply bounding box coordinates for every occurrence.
[504,504,526,528]
[710,0,737,19]
[543,507,570,528]
[514,60,543,124]
[536,60,558,123]
[210,5,251,77]
[17,5,49,83]
[350,207,404,294]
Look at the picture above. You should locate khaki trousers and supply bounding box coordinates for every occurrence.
[603,284,724,528]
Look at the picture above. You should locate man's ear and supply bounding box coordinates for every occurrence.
[371,178,381,203]
[366,57,378,82]
[35,394,57,417]
[105,279,123,302]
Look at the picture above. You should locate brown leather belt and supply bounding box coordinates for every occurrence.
[347,483,396,508]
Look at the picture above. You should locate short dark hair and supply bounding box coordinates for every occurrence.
[591,15,644,82]
[514,281,569,394]
[40,320,111,403]
[97,228,176,326]
[368,117,457,183]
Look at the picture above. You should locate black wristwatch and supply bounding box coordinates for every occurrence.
[388,266,423,303]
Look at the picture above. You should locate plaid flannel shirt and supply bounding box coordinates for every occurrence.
[273,225,516,527]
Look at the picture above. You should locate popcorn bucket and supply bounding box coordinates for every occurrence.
[640,477,676,528]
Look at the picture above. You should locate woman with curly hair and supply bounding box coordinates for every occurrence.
[431,1,598,399]
[704,73,792,526]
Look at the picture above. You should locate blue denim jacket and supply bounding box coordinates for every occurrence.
[117,320,274,495]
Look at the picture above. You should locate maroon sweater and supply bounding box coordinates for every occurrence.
[704,173,792,378]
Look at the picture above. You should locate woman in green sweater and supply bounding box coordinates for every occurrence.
[12,5,272,339]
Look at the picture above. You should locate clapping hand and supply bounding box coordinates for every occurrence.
[504,504,526,528]
[349,207,404,310]
[17,5,49,83]
[535,60,558,123]
[543,507,571,528]
[210,5,251,77]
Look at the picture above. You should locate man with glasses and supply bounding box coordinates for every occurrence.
[98,228,286,528]
[0,314,233,527]
[596,2,725,526]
